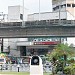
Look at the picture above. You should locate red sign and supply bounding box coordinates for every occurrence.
[34,41,59,45]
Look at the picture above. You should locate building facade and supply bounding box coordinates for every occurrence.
[27,0,75,21]
[52,0,75,19]
[17,39,60,56]
[8,5,28,22]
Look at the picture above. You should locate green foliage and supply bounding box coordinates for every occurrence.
[46,43,75,62]
[54,43,74,57]
[67,58,75,64]
[63,64,75,75]
[63,66,71,74]
[46,43,75,74]
[71,64,75,74]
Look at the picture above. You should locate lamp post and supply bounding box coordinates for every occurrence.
[39,0,40,21]
[22,0,25,27]
[59,0,61,25]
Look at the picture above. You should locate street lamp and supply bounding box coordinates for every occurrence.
[39,0,40,21]
[59,0,61,25]
[22,0,25,27]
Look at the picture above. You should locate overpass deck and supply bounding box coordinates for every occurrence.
[0,20,75,38]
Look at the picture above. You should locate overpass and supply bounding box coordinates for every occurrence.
[0,20,75,38]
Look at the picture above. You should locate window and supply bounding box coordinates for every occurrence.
[0,59,4,62]
[56,6,59,9]
[53,6,59,11]
[72,4,75,7]
[53,8,55,11]
[61,5,63,8]
[67,4,71,7]
[20,14,23,20]
[63,4,66,7]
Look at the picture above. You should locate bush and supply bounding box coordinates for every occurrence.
[67,58,75,64]
[71,64,75,74]
[63,66,71,74]
[63,64,75,75]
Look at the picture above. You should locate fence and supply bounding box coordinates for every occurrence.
[0,64,52,72]
[0,64,30,72]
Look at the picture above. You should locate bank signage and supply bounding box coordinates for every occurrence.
[34,41,59,45]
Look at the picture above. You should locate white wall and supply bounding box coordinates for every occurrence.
[9,50,20,57]
[8,38,19,50]
[8,6,20,22]
[19,38,28,41]
[8,38,20,57]
[8,5,28,22]
[64,37,75,47]
[3,38,9,52]
[67,11,75,20]
[27,11,75,21]
[17,41,33,46]
[27,11,67,21]
[20,6,29,21]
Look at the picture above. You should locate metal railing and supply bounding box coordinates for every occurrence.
[0,22,22,28]
[0,64,52,72]
[25,20,75,26]
[0,19,75,28]
[0,64,30,72]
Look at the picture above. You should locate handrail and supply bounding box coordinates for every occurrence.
[0,19,75,27]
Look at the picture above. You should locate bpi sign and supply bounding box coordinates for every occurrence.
[30,55,43,75]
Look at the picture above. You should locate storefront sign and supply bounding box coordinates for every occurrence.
[34,41,59,45]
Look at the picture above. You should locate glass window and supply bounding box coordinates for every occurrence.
[63,4,66,7]
[67,4,71,7]
[61,5,63,8]
[53,6,59,11]
[56,6,59,9]
[72,4,75,7]
[0,59,4,62]
[20,14,23,20]
[53,8,55,11]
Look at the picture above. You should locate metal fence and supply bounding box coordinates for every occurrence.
[0,64,30,72]
[0,64,52,72]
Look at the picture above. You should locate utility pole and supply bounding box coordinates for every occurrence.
[1,38,3,53]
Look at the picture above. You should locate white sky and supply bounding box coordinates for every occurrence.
[0,0,52,14]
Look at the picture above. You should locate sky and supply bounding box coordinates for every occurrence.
[0,0,52,14]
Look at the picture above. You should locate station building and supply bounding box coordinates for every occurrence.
[1,0,75,57]
[16,39,60,56]
[52,0,75,17]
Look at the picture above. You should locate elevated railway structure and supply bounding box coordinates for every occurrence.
[0,20,75,38]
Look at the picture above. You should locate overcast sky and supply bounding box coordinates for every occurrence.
[0,0,52,14]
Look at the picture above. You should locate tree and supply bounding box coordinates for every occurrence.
[47,43,75,62]
[47,43,75,74]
